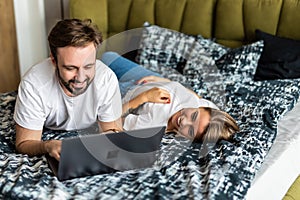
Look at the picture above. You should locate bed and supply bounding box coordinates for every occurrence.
[1,0,300,199]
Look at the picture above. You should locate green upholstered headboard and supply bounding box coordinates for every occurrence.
[69,0,300,48]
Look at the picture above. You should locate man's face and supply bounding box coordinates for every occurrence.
[53,42,97,97]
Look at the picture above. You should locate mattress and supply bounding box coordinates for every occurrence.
[246,97,300,199]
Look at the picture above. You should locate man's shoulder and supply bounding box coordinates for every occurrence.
[95,59,113,73]
[23,58,54,78]
[21,58,56,90]
[94,59,118,82]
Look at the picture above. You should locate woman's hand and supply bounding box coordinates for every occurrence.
[122,87,171,117]
[141,87,171,104]
[136,76,171,84]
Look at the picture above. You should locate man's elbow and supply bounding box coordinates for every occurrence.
[15,140,28,155]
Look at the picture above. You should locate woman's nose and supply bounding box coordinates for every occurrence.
[181,116,191,126]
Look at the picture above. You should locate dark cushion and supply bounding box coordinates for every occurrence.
[254,29,300,81]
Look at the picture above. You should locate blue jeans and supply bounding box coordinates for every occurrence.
[101,52,162,97]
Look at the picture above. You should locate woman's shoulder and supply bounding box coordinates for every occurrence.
[162,81,188,91]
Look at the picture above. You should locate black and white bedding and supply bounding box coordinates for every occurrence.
[1,25,300,199]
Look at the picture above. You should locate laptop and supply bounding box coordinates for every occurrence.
[46,126,165,181]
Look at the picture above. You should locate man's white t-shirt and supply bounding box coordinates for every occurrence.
[14,58,122,131]
[122,81,218,130]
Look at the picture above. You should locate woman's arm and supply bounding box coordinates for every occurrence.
[122,87,171,117]
[138,76,201,98]
[98,118,123,133]
[186,88,202,98]
[136,75,171,84]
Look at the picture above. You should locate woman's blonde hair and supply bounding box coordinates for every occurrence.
[196,108,240,142]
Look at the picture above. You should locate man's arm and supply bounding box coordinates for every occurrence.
[15,124,62,161]
[98,117,123,133]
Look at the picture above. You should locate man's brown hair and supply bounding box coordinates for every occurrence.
[48,18,102,63]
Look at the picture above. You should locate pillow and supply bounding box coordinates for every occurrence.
[196,35,229,61]
[182,36,229,101]
[216,40,264,84]
[135,24,198,88]
[183,41,227,107]
[254,29,300,81]
[135,24,229,91]
[183,41,217,96]
[135,24,196,74]
[183,40,264,108]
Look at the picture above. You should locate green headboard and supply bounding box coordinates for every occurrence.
[69,0,300,48]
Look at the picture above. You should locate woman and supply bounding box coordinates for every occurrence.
[101,52,239,142]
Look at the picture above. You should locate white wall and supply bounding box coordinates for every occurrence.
[44,0,70,35]
[13,0,48,76]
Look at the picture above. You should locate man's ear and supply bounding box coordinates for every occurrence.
[50,53,56,66]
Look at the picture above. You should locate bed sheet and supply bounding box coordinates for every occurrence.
[246,97,300,199]
[1,75,300,199]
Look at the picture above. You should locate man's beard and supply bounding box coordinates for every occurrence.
[57,69,93,96]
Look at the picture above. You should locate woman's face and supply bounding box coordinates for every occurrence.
[168,107,211,140]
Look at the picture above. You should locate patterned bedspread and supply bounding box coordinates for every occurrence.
[1,72,300,199]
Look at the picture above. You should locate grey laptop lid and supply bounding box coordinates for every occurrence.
[47,126,165,181]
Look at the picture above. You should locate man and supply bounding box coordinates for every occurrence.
[14,19,123,161]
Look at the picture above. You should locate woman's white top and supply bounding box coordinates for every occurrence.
[122,81,218,130]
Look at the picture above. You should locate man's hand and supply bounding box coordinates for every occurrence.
[15,124,62,161]
[44,140,62,161]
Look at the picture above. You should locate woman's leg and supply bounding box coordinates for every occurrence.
[101,51,161,81]
[101,52,162,97]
